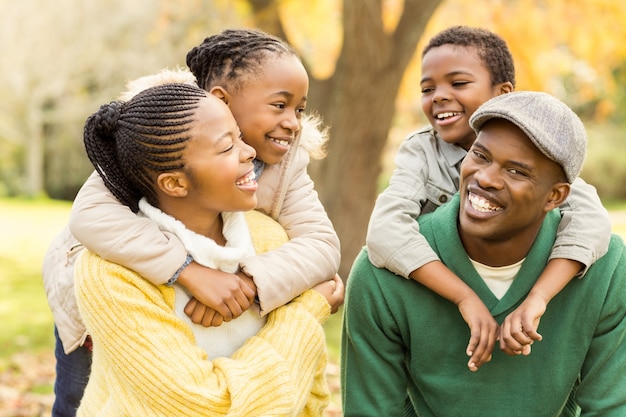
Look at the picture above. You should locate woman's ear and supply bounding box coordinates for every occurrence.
[156,172,188,198]
[209,86,230,105]
[544,183,570,212]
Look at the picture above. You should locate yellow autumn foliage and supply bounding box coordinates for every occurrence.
[276,0,626,122]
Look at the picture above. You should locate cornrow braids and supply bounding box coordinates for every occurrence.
[186,28,298,91]
[423,26,516,88]
[83,83,207,212]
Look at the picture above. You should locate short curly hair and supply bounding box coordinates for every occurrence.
[423,26,516,88]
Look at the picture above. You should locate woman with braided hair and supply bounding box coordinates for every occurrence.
[73,82,342,416]
[43,29,340,416]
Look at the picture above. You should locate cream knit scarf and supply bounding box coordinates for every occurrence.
[138,198,266,359]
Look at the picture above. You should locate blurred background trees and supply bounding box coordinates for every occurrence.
[2,0,625,277]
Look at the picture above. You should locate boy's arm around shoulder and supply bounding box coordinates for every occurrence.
[69,171,187,285]
[366,130,441,277]
[553,177,612,275]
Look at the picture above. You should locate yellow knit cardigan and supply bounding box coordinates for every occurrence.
[74,211,330,416]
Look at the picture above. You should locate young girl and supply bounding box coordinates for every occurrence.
[43,29,340,416]
[71,28,339,321]
[366,26,611,371]
[74,82,342,416]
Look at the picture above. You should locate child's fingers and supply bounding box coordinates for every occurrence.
[188,302,209,325]
[500,319,539,356]
[184,297,199,317]
[466,325,497,372]
[511,326,533,345]
[328,275,345,313]
[520,318,543,342]
[201,309,218,327]
[224,296,245,321]
[185,296,232,322]
[465,333,479,358]
[520,327,542,342]
[499,320,524,355]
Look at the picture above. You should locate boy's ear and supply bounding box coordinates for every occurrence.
[544,183,570,212]
[498,82,514,95]
[209,86,231,105]
[156,172,188,198]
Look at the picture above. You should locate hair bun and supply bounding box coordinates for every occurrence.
[94,101,122,138]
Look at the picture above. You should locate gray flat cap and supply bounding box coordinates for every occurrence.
[470,91,587,183]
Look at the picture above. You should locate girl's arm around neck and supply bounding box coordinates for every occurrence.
[69,171,187,284]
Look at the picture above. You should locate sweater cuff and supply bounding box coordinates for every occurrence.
[290,290,331,325]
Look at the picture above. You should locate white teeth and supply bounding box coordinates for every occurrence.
[468,193,502,213]
[236,171,256,186]
[272,138,290,147]
[436,112,460,120]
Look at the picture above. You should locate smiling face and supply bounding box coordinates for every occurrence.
[420,44,513,150]
[458,119,569,265]
[223,55,309,165]
[157,95,258,237]
[184,95,258,211]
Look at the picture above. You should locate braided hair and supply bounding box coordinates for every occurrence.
[423,26,516,88]
[83,83,207,212]
[186,28,298,91]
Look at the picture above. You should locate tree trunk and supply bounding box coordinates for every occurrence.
[250,0,442,278]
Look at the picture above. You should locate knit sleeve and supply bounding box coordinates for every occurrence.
[75,250,330,416]
[575,236,626,415]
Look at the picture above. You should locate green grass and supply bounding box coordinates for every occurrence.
[0,198,71,366]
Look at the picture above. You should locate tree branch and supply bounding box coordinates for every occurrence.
[392,0,443,66]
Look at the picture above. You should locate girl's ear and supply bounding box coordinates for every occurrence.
[209,86,231,105]
[156,172,188,198]
[544,183,570,212]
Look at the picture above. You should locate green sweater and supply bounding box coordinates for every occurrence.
[342,195,626,417]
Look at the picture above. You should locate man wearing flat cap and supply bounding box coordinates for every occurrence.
[341,91,626,417]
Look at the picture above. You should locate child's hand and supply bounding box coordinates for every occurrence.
[184,298,225,327]
[457,295,498,372]
[499,293,545,356]
[177,262,256,327]
[313,274,344,314]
